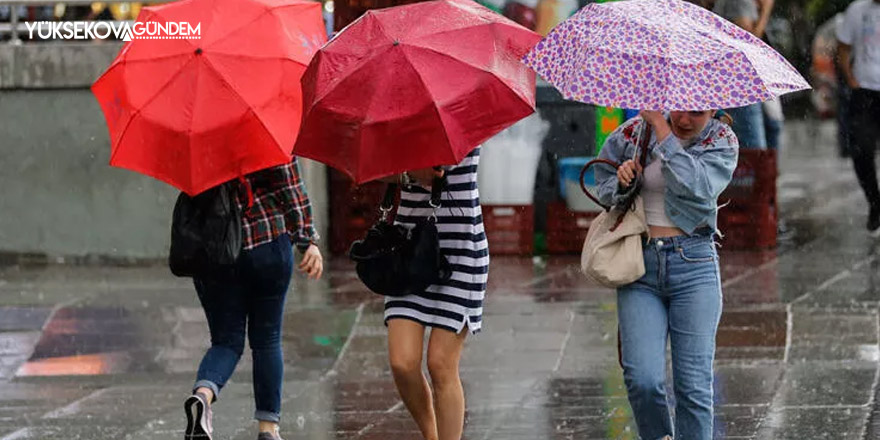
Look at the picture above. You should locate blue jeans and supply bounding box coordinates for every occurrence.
[764,116,782,150]
[192,234,293,423]
[617,234,722,440]
[725,103,766,149]
[763,110,782,151]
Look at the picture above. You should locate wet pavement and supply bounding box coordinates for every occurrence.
[2,120,880,439]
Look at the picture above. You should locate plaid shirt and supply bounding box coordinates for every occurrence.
[236,158,318,252]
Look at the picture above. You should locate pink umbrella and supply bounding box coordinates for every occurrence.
[522,0,810,110]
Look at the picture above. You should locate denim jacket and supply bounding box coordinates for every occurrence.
[595,117,739,235]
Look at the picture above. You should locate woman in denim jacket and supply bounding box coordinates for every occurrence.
[594,110,738,440]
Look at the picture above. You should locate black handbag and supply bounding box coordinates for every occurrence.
[349,176,452,296]
[169,181,243,277]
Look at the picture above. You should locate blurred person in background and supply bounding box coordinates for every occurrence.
[836,0,880,235]
[810,13,852,157]
[715,0,797,239]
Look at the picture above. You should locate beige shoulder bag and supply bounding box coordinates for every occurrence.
[579,125,652,288]
[580,190,648,287]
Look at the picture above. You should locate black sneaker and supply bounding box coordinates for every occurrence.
[869,207,880,238]
[184,392,213,440]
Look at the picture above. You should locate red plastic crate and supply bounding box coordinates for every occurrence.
[482,205,534,255]
[546,202,599,254]
[720,149,777,203]
[717,149,778,249]
[718,199,777,249]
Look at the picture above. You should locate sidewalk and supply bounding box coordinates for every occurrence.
[0,120,878,440]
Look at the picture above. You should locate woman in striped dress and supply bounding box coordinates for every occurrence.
[384,147,488,440]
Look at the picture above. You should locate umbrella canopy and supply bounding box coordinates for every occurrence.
[92,0,327,195]
[522,0,810,110]
[293,0,542,184]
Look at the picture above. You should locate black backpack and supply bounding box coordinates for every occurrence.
[348,177,452,296]
[168,182,242,277]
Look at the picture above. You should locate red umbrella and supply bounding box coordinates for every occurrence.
[92,0,327,196]
[293,0,541,184]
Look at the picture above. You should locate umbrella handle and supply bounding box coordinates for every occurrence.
[636,122,653,169]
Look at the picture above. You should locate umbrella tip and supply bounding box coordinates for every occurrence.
[195,48,203,55]
[393,40,400,46]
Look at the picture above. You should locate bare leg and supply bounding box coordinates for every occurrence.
[426,327,468,440]
[258,421,278,435]
[194,387,214,403]
[388,319,439,440]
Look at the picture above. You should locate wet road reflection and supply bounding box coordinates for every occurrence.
[17,307,162,376]
[1,238,875,439]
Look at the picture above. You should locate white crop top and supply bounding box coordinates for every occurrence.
[642,159,677,228]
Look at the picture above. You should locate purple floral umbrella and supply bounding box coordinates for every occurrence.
[522,0,810,111]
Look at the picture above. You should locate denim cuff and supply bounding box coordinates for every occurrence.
[653,133,683,161]
[193,380,220,403]
[255,410,281,423]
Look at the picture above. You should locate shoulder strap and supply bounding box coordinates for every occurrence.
[379,183,398,222]
[379,172,446,222]
[429,174,445,208]
[381,183,398,209]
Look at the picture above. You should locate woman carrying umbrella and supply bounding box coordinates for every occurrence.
[595,111,737,439]
[292,1,542,438]
[380,157,487,440]
[183,159,324,440]
[522,0,809,437]
[89,0,330,437]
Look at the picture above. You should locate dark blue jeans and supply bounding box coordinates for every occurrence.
[192,234,293,423]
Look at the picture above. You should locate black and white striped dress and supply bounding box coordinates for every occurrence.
[384,148,489,335]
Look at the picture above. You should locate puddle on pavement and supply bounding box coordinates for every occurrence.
[17,306,160,377]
